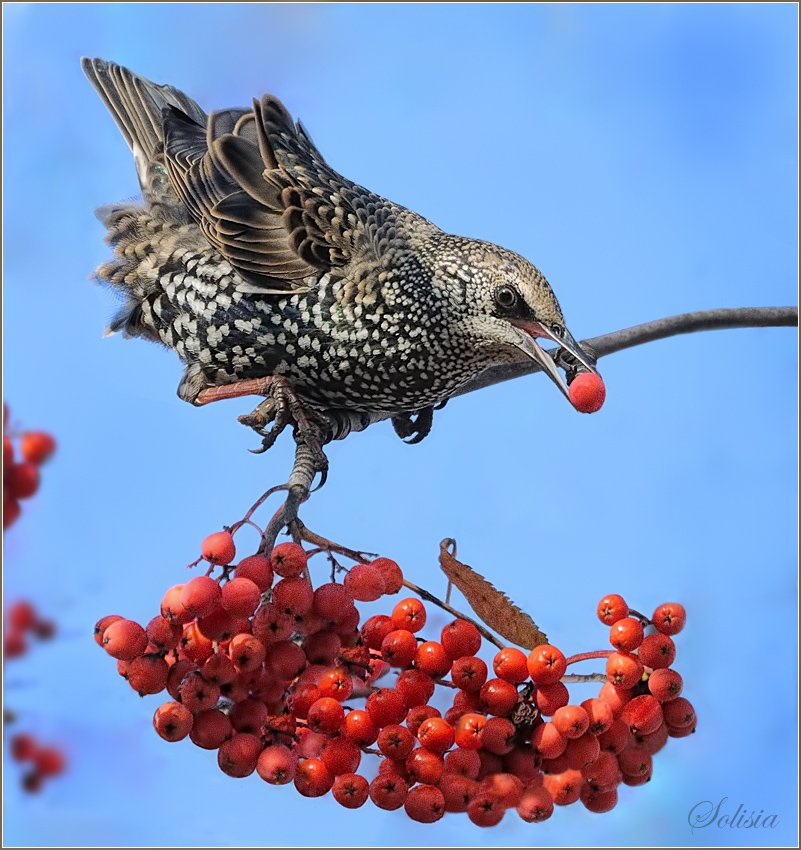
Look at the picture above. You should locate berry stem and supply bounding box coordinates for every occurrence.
[564,650,614,666]
[561,673,608,684]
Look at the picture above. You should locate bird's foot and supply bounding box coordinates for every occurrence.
[391,400,447,445]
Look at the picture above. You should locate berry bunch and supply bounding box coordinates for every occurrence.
[4,600,56,659]
[3,404,57,529]
[95,533,694,826]
[8,733,66,793]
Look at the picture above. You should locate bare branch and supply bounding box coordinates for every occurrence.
[456,306,797,397]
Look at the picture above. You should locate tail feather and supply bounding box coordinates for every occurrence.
[81,57,207,163]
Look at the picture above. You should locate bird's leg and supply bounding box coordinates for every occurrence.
[390,400,447,444]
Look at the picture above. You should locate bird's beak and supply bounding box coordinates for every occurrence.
[509,320,571,398]
[509,319,599,399]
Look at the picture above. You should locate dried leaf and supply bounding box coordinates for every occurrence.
[439,539,547,649]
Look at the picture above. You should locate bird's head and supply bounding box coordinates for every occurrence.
[426,234,598,400]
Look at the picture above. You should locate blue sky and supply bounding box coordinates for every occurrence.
[3,3,797,846]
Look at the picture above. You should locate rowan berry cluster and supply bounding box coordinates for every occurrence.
[3,404,57,529]
[4,600,56,659]
[8,733,66,793]
[95,529,694,826]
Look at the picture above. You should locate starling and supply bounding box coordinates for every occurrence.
[83,58,598,450]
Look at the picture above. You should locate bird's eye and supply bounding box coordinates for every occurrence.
[550,324,564,338]
[494,286,519,310]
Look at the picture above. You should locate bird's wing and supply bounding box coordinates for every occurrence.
[163,93,439,293]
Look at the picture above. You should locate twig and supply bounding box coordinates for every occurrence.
[455,306,797,398]
[562,673,608,684]
[401,577,505,651]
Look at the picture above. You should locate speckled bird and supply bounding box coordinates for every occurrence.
[83,58,597,444]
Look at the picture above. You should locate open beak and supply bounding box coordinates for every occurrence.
[509,319,599,399]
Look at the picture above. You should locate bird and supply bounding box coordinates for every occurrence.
[82,58,598,454]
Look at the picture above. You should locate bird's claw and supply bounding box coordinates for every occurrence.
[391,403,443,444]
[236,377,331,484]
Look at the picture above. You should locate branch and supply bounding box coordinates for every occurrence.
[456,306,798,397]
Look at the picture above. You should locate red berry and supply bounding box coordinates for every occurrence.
[8,600,37,632]
[370,557,404,594]
[381,629,418,668]
[651,602,687,636]
[378,723,416,760]
[467,792,506,827]
[414,641,451,678]
[127,654,169,695]
[440,619,482,659]
[479,678,519,716]
[581,749,620,791]
[417,717,455,755]
[581,697,614,735]
[535,682,570,716]
[605,651,644,689]
[217,733,262,777]
[620,694,664,735]
[597,593,629,625]
[493,647,529,684]
[406,747,444,785]
[221,577,261,617]
[201,531,236,565]
[251,602,293,645]
[597,718,633,754]
[229,699,268,735]
[189,709,232,749]
[366,688,407,727]
[160,585,192,624]
[20,432,56,465]
[153,701,193,742]
[406,704,441,738]
[552,705,590,739]
[361,614,394,649]
[543,768,583,805]
[444,748,482,779]
[4,629,27,658]
[262,640,303,679]
[369,774,408,810]
[3,495,21,529]
[234,554,274,590]
[609,617,644,652]
[34,747,65,777]
[320,736,362,775]
[648,668,683,701]
[332,772,369,808]
[307,697,345,735]
[391,598,426,633]
[256,744,297,784]
[8,463,40,499]
[454,712,487,750]
[638,632,676,669]
[503,745,542,782]
[581,785,618,813]
[294,758,334,797]
[662,696,696,730]
[480,772,524,808]
[404,784,445,823]
[479,716,516,755]
[564,731,601,770]
[527,644,567,685]
[342,709,378,746]
[396,669,436,709]
[146,616,182,651]
[270,542,308,578]
[272,576,314,617]
[531,722,568,760]
[180,576,222,618]
[317,666,353,702]
[343,563,385,601]
[568,372,606,413]
[303,630,342,665]
[450,656,488,692]
[517,785,555,822]
[102,619,147,661]
[10,733,37,762]
[178,621,213,663]
[440,774,480,813]
[179,671,221,713]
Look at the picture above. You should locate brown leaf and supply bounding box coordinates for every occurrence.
[438,539,547,649]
